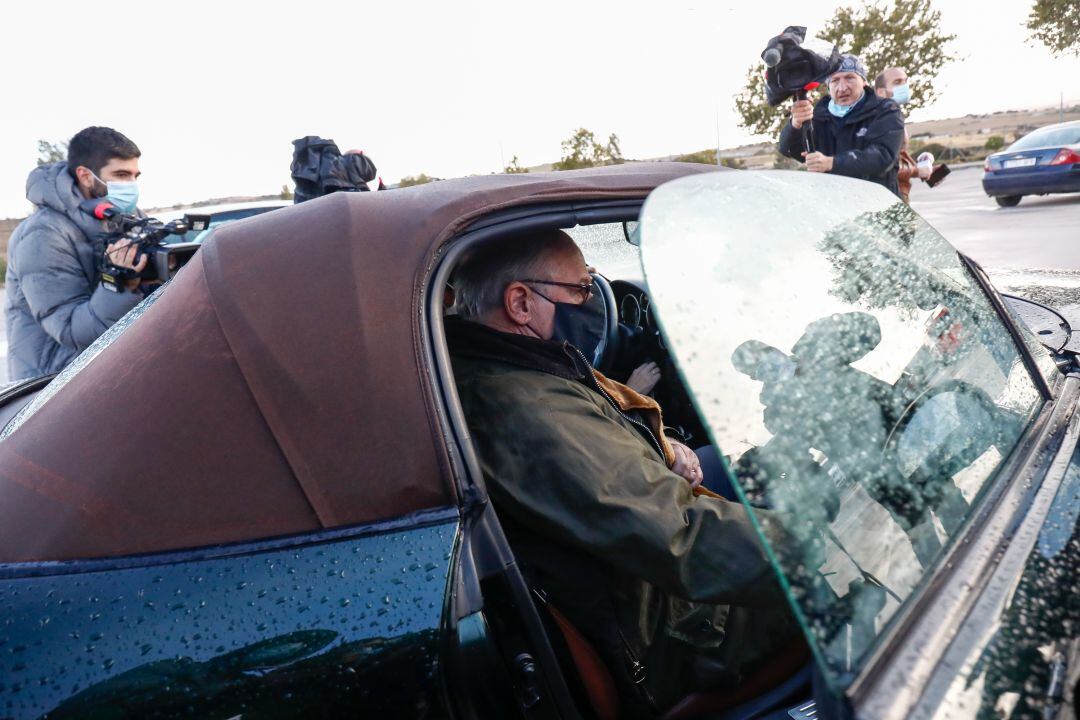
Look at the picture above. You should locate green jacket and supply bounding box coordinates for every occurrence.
[446,318,795,713]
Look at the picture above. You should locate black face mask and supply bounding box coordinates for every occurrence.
[531,289,607,364]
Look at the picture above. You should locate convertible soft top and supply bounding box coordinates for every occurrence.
[0,163,718,563]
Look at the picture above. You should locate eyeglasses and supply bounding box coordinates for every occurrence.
[520,278,595,305]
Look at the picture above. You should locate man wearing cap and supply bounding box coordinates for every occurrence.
[779,53,906,197]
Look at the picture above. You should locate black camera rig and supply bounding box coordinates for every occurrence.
[761,26,843,154]
[81,199,210,292]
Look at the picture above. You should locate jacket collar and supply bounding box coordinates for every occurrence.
[444,315,589,380]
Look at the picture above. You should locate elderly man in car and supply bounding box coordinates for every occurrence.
[445,229,801,717]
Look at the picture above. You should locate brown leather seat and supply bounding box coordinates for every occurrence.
[544,601,810,720]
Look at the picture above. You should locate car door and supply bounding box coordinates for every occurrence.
[0,512,459,718]
[636,169,1075,718]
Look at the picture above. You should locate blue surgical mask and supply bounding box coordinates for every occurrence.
[828,99,855,118]
[891,83,911,105]
[91,171,140,213]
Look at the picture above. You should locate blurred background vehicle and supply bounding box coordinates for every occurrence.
[982,119,1080,207]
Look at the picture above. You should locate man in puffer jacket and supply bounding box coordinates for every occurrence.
[778,53,906,197]
[5,127,148,381]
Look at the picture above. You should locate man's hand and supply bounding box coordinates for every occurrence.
[104,238,148,291]
[670,440,703,489]
[802,151,834,173]
[790,99,814,130]
[626,361,661,396]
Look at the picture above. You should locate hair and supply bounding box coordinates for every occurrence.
[452,229,578,321]
[66,126,141,179]
[874,67,903,90]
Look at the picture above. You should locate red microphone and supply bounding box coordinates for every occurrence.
[79,198,119,220]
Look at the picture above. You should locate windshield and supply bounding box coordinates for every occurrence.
[1006,125,1080,152]
[639,171,1045,689]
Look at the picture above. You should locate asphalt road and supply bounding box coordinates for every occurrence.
[909,164,1080,272]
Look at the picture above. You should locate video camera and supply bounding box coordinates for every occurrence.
[81,199,211,292]
[761,26,842,107]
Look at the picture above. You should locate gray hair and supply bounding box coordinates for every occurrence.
[452,230,577,321]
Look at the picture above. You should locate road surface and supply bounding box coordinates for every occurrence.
[910,164,1080,274]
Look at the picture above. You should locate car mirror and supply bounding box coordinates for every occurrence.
[622,221,641,246]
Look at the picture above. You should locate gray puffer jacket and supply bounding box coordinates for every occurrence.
[5,163,143,381]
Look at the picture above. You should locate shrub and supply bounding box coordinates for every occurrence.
[984,135,1005,151]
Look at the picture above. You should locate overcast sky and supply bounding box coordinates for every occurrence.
[2,0,1078,218]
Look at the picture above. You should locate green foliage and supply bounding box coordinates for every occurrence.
[280,184,294,200]
[504,155,529,173]
[673,149,717,164]
[36,140,68,166]
[553,129,623,171]
[0,255,7,285]
[399,173,436,187]
[719,157,746,169]
[910,140,947,158]
[734,0,956,140]
[1027,0,1080,55]
[984,135,1005,151]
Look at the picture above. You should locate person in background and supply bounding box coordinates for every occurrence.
[779,54,906,196]
[5,127,147,381]
[875,66,948,203]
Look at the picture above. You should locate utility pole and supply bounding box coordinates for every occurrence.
[716,109,722,166]
[1061,92,1065,124]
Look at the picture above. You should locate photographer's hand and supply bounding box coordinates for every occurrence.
[105,239,149,291]
[791,99,814,130]
[802,151,834,173]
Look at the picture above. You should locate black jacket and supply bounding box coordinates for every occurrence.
[778,88,905,196]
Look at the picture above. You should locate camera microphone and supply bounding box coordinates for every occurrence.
[762,47,782,67]
[79,198,120,221]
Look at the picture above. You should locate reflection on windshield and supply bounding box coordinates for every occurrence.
[640,171,1045,688]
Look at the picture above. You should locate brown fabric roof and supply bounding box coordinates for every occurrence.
[0,163,718,562]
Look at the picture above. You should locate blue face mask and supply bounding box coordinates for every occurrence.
[828,99,855,118]
[891,83,911,105]
[91,171,140,213]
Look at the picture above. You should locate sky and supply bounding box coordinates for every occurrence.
[2,0,1079,218]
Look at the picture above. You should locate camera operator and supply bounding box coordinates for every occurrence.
[778,54,906,197]
[5,127,148,381]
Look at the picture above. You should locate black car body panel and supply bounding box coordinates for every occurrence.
[0,516,459,718]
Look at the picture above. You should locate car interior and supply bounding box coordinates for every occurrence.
[432,216,813,720]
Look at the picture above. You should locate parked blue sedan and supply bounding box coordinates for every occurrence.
[982,120,1080,207]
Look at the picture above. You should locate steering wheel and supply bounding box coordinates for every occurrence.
[590,273,620,373]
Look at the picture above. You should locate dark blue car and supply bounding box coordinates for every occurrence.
[982,120,1080,207]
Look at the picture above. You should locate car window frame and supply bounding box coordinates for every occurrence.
[427,199,648,720]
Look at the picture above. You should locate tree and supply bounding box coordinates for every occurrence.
[399,173,436,187]
[734,0,956,140]
[552,128,623,171]
[1027,0,1080,55]
[504,155,529,173]
[673,149,717,164]
[280,184,294,200]
[36,140,68,166]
